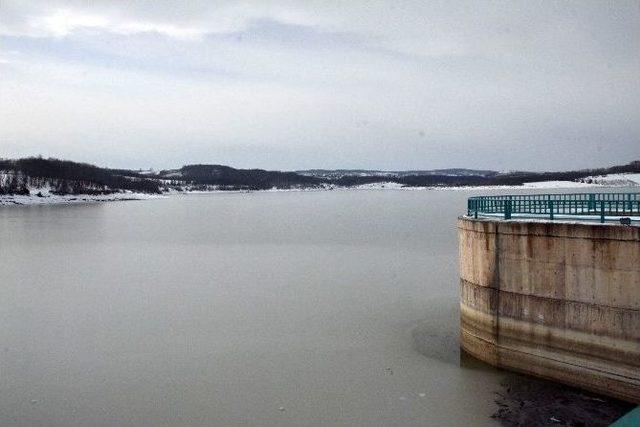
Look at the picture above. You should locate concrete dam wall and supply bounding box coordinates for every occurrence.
[458,217,640,403]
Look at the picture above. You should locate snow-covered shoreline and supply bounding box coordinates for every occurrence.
[2,172,639,207]
[0,192,165,206]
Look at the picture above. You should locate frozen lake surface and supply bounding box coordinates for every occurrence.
[1,190,513,426]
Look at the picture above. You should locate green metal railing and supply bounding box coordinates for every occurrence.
[467,193,640,223]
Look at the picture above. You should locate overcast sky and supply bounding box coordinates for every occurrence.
[1,1,639,171]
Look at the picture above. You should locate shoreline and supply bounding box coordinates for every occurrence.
[1,180,635,207]
[0,192,166,206]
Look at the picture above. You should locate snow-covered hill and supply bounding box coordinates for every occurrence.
[523,173,639,189]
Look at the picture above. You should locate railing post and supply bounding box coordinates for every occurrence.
[549,200,554,220]
[588,194,595,212]
[505,198,512,220]
[600,200,605,223]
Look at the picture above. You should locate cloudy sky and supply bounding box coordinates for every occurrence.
[1,1,639,171]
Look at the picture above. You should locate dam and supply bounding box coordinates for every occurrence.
[458,193,640,403]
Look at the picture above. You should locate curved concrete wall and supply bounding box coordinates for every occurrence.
[458,217,640,403]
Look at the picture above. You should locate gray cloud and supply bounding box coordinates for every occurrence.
[1,0,638,170]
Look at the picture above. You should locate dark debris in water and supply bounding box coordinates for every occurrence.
[492,374,634,427]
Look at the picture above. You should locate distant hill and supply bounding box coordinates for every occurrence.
[1,156,639,196]
[296,168,497,179]
[299,161,640,187]
[158,164,323,190]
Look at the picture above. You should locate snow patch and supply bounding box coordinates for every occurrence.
[523,180,597,189]
[577,173,640,187]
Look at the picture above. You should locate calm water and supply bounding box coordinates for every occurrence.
[1,190,508,426]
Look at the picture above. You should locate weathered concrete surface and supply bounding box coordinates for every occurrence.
[458,217,640,403]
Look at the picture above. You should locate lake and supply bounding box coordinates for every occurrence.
[1,189,509,426]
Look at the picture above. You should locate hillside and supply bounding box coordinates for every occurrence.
[158,164,323,190]
[0,157,161,195]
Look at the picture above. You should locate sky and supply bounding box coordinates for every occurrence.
[1,1,639,171]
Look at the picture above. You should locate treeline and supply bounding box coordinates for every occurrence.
[0,157,162,194]
[0,173,114,196]
[0,172,30,195]
[163,164,324,190]
[331,174,488,187]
